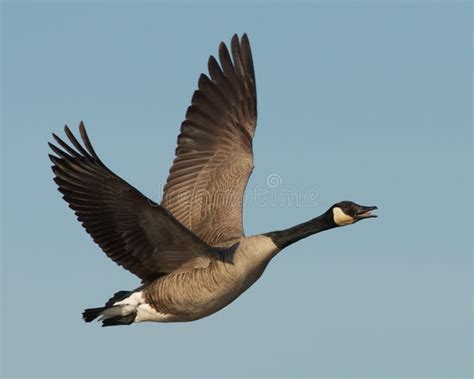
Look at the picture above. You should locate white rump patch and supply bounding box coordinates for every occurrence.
[135,303,171,323]
[114,291,143,307]
[113,291,170,323]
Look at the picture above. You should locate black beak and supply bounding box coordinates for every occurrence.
[355,205,378,220]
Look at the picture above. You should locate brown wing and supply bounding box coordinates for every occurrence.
[49,123,218,283]
[161,34,257,247]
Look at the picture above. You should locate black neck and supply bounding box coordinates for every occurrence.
[264,210,337,249]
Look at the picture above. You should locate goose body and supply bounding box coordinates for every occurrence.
[134,235,278,323]
[49,34,377,326]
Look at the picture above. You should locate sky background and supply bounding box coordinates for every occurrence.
[1,1,472,378]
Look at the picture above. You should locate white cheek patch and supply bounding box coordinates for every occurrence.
[333,207,355,226]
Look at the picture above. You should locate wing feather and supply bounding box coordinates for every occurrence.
[50,123,218,282]
[162,34,257,247]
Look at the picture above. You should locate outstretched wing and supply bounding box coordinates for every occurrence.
[49,123,218,283]
[162,34,257,247]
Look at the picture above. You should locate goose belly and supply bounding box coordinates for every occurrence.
[144,260,268,322]
[141,235,279,322]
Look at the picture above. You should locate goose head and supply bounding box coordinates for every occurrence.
[331,201,378,226]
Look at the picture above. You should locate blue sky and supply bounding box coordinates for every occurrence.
[1,1,472,377]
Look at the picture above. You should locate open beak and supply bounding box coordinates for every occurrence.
[355,205,378,220]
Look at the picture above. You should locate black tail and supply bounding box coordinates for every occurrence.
[82,307,137,326]
[83,287,146,326]
[101,311,137,327]
[82,289,136,325]
[82,307,107,322]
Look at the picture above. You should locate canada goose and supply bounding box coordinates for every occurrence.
[49,34,377,326]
